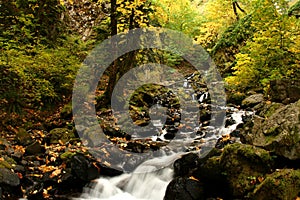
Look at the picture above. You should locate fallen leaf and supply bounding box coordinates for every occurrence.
[189,176,199,181]
[50,168,62,179]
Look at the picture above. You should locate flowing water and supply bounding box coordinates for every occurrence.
[74,107,250,200]
[75,154,177,200]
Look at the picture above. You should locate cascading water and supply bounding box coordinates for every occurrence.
[75,154,178,200]
[74,107,250,200]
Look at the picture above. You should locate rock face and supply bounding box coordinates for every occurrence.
[164,177,204,200]
[241,99,300,160]
[0,168,20,187]
[241,93,264,109]
[219,143,274,198]
[173,153,199,177]
[249,169,300,200]
[269,79,300,104]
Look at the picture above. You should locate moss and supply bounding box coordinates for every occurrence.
[60,151,76,160]
[250,169,300,199]
[48,128,76,144]
[0,160,13,169]
[263,103,282,118]
[60,102,72,119]
[220,143,275,198]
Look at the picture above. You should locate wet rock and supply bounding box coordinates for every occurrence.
[0,168,20,186]
[215,135,235,149]
[241,99,300,160]
[241,93,264,109]
[164,177,204,200]
[47,128,76,144]
[225,116,235,127]
[164,132,175,140]
[173,153,200,177]
[219,143,275,198]
[249,169,300,200]
[70,154,99,181]
[195,150,229,199]
[25,141,44,155]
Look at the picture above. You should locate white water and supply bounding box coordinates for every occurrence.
[75,108,251,200]
[75,154,180,200]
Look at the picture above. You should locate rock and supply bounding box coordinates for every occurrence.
[195,151,229,199]
[173,153,200,177]
[0,156,16,169]
[0,168,20,186]
[241,94,264,108]
[249,169,300,200]
[164,177,204,200]
[225,116,236,127]
[25,141,44,155]
[70,154,99,181]
[227,92,246,105]
[269,79,300,104]
[47,128,76,144]
[241,99,300,160]
[254,102,284,118]
[215,135,235,149]
[219,143,275,198]
[16,128,33,146]
[60,151,76,160]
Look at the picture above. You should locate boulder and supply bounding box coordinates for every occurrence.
[241,99,300,160]
[173,153,200,177]
[241,94,264,109]
[16,128,33,146]
[0,168,20,186]
[269,79,300,104]
[25,141,45,155]
[70,154,99,181]
[249,169,300,200]
[47,128,76,144]
[164,177,204,200]
[219,143,274,198]
[254,101,284,118]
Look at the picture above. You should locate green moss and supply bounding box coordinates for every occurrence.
[48,128,76,144]
[220,143,275,197]
[263,103,282,118]
[60,151,76,160]
[60,102,72,119]
[250,169,300,199]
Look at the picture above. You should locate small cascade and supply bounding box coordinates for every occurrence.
[74,107,252,200]
[75,154,178,200]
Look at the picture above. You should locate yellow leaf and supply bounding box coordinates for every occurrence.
[50,168,62,179]
[189,176,199,181]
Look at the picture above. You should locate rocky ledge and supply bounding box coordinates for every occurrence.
[165,97,300,200]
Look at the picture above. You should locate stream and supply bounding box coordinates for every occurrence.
[74,107,249,200]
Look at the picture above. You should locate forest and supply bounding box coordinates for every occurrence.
[0,0,300,199]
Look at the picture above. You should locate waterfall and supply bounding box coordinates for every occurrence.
[74,108,251,200]
[74,154,180,200]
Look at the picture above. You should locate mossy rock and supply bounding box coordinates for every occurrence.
[48,128,76,144]
[60,151,76,160]
[227,91,246,106]
[254,102,284,118]
[219,143,275,198]
[16,128,33,146]
[241,99,300,160]
[0,160,13,169]
[249,169,300,200]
